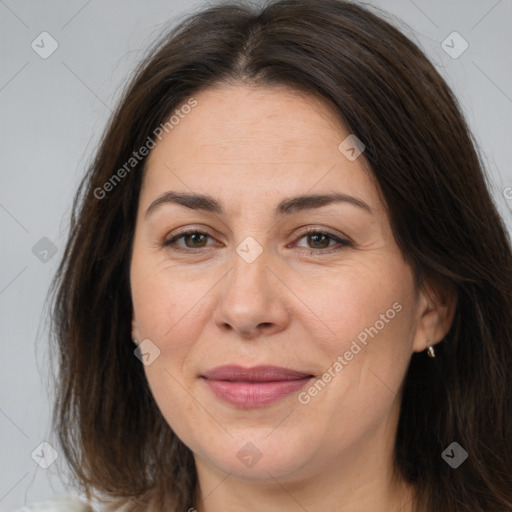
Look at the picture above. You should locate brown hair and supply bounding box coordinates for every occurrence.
[49,1,512,511]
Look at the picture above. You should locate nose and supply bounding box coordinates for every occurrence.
[213,244,290,339]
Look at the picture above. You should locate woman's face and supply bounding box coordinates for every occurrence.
[130,84,435,485]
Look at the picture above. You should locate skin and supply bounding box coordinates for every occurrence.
[130,84,456,512]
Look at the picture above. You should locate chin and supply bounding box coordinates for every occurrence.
[191,428,317,482]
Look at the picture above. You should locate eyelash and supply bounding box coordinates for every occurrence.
[162,228,352,256]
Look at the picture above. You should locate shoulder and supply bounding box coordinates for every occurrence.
[11,496,93,512]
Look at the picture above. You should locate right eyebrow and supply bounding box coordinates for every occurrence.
[146,191,222,217]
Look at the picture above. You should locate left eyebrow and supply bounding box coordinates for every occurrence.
[145,191,372,218]
[276,192,372,215]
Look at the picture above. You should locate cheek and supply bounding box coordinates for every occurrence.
[131,254,205,342]
[287,258,414,357]
[130,263,210,441]
[298,260,416,406]
[130,256,221,398]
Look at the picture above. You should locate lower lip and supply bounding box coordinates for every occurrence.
[202,377,313,408]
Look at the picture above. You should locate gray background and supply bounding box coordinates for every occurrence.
[1,0,511,511]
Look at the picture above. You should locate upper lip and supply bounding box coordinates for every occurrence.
[201,365,313,382]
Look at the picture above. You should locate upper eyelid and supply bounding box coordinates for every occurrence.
[168,224,346,236]
[165,227,349,248]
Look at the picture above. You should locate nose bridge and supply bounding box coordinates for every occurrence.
[228,236,272,304]
[214,235,289,337]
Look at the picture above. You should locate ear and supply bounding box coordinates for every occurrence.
[131,312,140,342]
[412,274,457,353]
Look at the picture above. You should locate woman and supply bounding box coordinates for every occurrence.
[24,0,512,511]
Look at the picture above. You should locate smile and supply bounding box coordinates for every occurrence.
[200,365,314,408]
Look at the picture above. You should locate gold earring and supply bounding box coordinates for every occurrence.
[426,338,435,358]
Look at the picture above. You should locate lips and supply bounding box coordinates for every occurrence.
[200,365,314,408]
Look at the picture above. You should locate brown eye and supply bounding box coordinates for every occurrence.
[295,230,352,254]
[163,230,214,250]
[182,232,208,248]
[306,233,331,249]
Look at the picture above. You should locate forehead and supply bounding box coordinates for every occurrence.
[141,84,383,216]
[150,84,348,162]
